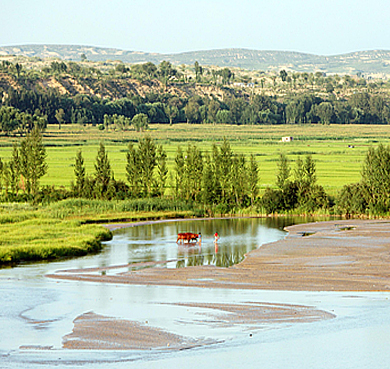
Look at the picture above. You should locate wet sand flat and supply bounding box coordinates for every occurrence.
[62,312,217,350]
[44,219,390,352]
[62,302,334,350]
[49,219,390,292]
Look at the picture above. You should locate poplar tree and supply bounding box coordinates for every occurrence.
[303,155,316,187]
[184,144,203,201]
[19,127,47,195]
[231,154,248,206]
[174,146,185,199]
[0,157,4,194]
[248,154,259,206]
[276,153,290,190]
[218,138,233,203]
[73,149,86,197]
[94,142,112,198]
[8,143,20,195]
[126,143,141,197]
[138,136,157,196]
[294,156,304,184]
[201,153,216,205]
[157,144,168,197]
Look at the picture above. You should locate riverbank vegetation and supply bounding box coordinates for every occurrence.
[1,126,390,217]
[2,56,390,265]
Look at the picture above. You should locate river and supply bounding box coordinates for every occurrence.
[1,217,390,368]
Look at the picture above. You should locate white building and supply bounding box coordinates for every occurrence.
[282,136,293,142]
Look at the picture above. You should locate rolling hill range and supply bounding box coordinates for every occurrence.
[1,44,390,75]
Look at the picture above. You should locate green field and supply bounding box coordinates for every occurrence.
[1,123,389,196]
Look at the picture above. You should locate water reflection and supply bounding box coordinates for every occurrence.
[105,217,325,269]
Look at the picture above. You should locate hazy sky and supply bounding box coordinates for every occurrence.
[1,0,389,55]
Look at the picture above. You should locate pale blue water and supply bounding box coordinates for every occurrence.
[1,217,389,368]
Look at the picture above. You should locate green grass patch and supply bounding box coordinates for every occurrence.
[0,216,112,264]
[0,197,204,266]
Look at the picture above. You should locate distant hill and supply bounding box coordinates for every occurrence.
[1,44,390,75]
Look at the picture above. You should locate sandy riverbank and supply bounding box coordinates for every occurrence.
[47,218,390,351]
[62,303,334,350]
[50,219,390,292]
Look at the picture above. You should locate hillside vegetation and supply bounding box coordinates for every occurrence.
[1,51,390,135]
[1,44,390,76]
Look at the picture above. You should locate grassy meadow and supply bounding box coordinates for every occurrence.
[1,122,389,265]
[1,123,387,196]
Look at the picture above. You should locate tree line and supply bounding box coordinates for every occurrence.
[1,86,390,137]
[3,130,390,216]
[71,138,259,214]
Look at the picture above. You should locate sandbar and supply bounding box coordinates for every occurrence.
[48,218,390,351]
[50,219,390,292]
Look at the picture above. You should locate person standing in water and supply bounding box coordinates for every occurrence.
[214,232,219,243]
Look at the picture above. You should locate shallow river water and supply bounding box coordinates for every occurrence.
[1,217,390,368]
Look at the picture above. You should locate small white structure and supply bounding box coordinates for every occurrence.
[282,136,294,142]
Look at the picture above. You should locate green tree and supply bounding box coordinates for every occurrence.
[194,61,203,82]
[55,108,65,130]
[303,155,316,187]
[217,138,233,204]
[142,62,157,79]
[286,100,305,124]
[337,183,367,215]
[280,69,288,82]
[126,143,141,197]
[215,110,232,124]
[317,102,334,124]
[276,153,290,190]
[15,63,22,79]
[207,100,220,123]
[73,149,86,197]
[248,154,259,206]
[19,127,47,196]
[8,143,20,196]
[138,136,157,196]
[201,153,219,206]
[0,157,3,194]
[229,98,247,125]
[220,68,233,85]
[157,144,168,197]
[174,146,185,199]
[185,97,201,123]
[158,61,177,87]
[132,113,149,132]
[164,104,179,125]
[183,144,203,201]
[361,144,390,213]
[231,154,248,206]
[94,142,112,198]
